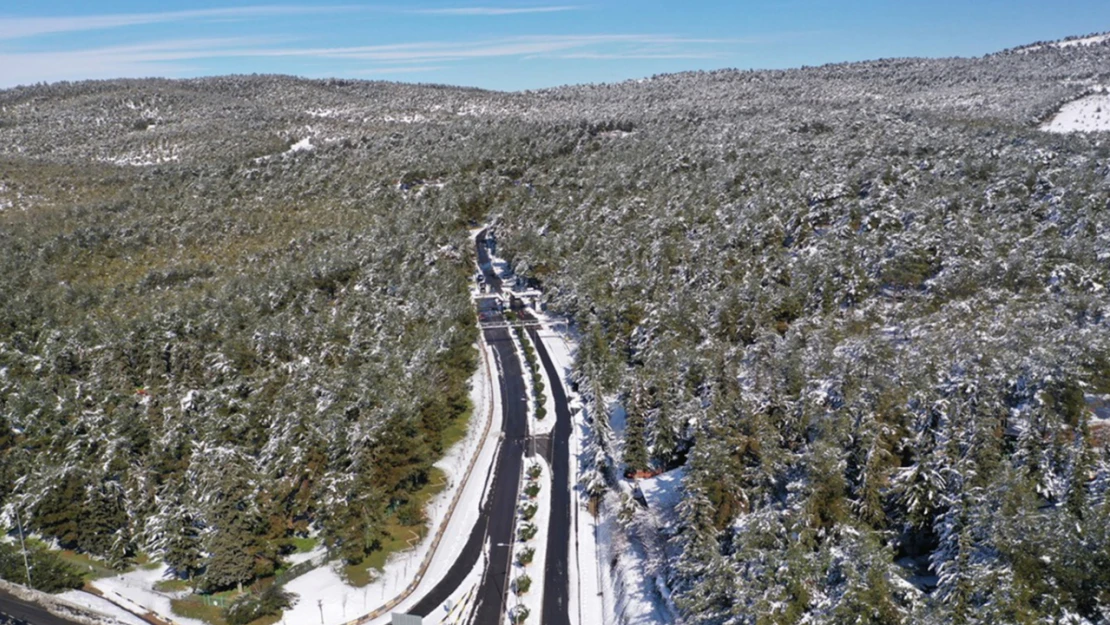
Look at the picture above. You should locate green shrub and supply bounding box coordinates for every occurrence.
[511,605,530,624]
[223,584,295,625]
[0,542,84,593]
[517,547,535,566]
[520,502,538,521]
[518,523,538,541]
[514,573,532,595]
[525,482,541,499]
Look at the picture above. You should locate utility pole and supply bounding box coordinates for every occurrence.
[15,505,32,586]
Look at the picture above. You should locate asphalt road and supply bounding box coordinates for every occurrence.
[409,230,528,622]
[0,590,83,625]
[525,320,572,625]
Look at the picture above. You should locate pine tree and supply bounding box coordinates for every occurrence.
[164,509,203,582]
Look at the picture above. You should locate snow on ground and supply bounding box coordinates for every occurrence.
[636,468,686,525]
[57,591,149,625]
[425,556,483,625]
[1041,89,1110,133]
[528,312,607,625]
[287,137,315,153]
[94,564,205,625]
[364,340,503,623]
[1022,33,1110,52]
[509,457,551,625]
[596,492,672,625]
[99,338,498,625]
[285,544,326,566]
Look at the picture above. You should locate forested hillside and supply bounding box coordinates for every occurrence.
[2,34,1110,622]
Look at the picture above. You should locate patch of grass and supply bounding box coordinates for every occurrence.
[171,597,228,625]
[342,467,451,587]
[171,590,242,625]
[155,579,192,593]
[440,401,473,452]
[55,550,125,581]
[289,536,318,553]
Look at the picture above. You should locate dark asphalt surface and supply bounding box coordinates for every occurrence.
[409,230,527,623]
[0,590,83,625]
[525,320,572,625]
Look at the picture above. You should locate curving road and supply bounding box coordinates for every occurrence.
[409,230,528,623]
[0,590,84,625]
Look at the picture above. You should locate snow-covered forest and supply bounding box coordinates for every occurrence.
[2,32,1110,623]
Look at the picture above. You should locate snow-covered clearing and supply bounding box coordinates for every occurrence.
[637,468,686,525]
[1041,88,1110,133]
[94,564,205,625]
[57,591,150,625]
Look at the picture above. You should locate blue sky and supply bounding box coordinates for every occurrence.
[1,1,1109,90]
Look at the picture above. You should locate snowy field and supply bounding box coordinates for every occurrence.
[1041,89,1110,133]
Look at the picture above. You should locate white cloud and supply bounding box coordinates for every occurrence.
[412,6,580,16]
[0,33,737,87]
[247,34,732,63]
[0,5,356,40]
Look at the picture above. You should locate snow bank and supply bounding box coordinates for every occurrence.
[1041,89,1110,133]
[57,591,150,625]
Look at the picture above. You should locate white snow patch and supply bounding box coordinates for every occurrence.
[288,137,315,153]
[57,591,149,625]
[636,468,686,523]
[1022,33,1110,52]
[1041,89,1110,133]
[286,545,326,566]
[94,564,205,625]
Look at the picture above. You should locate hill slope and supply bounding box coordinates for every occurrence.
[1,35,1110,623]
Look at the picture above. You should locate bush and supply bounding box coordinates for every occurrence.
[525,482,541,499]
[517,547,535,566]
[0,542,83,593]
[223,584,295,625]
[520,502,538,521]
[527,464,542,480]
[518,523,538,541]
[535,404,547,420]
[514,573,532,595]
[511,605,531,624]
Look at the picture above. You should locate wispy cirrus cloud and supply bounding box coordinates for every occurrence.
[245,34,734,62]
[411,6,581,16]
[0,5,356,41]
[0,32,750,87]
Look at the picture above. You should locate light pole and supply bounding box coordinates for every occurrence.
[15,505,31,586]
[317,599,323,625]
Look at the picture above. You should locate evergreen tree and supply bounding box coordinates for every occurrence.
[164,509,203,582]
